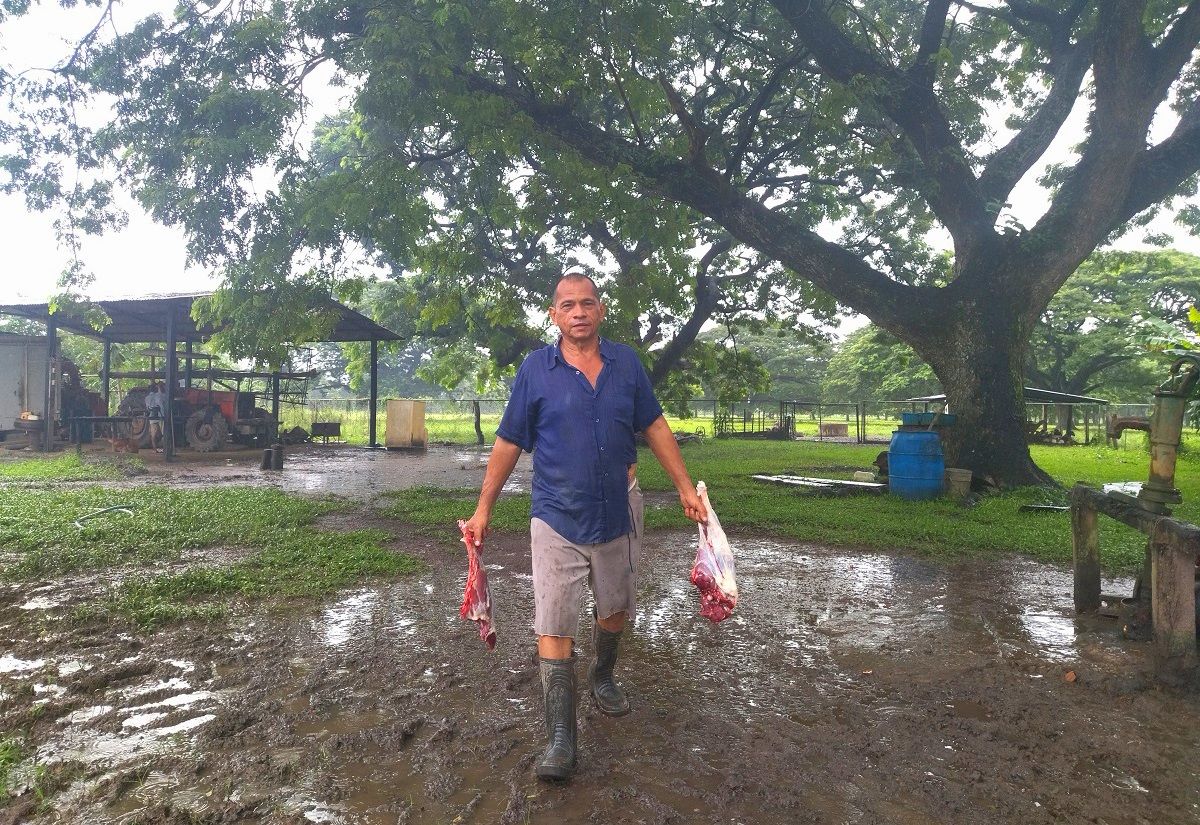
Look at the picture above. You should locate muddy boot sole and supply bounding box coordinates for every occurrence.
[588,661,631,717]
[535,760,576,781]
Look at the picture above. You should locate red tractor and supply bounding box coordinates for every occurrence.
[118,386,276,451]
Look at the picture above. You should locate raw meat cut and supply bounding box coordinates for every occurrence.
[458,520,497,649]
[689,482,738,622]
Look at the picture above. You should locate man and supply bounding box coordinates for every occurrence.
[464,272,706,781]
[143,382,165,452]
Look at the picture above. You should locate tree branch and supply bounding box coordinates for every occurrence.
[767,0,994,257]
[456,71,922,332]
[648,238,731,385]
[724,51,804,182]
[1149,1,1200,95]
[658,74,712,167]
[1019,2,1185,304]
[978,39,1092,205]
[1115,97,1200,226]
[910,0,952,85]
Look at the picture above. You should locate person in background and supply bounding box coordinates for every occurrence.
[144,382,165,452]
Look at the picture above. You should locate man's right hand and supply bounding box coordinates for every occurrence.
[463,508,490,548]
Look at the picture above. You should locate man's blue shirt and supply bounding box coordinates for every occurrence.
[496,338,663,545]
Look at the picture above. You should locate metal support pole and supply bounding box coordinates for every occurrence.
[184,339,193,388]
[101,338,112,415]
[43,316,57,452]
[369,338,379,448]
[164,312,178,461]
[271,372,281,441]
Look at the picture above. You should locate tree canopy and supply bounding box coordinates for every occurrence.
[821,325,941,403]
[3,0,1199,485]
[1027,249,1200,401]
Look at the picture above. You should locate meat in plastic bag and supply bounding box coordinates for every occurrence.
[457,520,497,649]
[689,482,738,622]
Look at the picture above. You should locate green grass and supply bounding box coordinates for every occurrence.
[0,737,22,798]
[112,527,419,627]
[382,437,1200,574]
[380,486,532,533]
[0,487,421,628]
[0,453,142,482]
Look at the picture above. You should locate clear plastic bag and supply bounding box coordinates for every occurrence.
[689,482,738,622]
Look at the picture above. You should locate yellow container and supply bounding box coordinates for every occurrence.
[385,399,427,448]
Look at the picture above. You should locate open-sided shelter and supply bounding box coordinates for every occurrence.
[0,293,403,458]
[904,387,1110,443]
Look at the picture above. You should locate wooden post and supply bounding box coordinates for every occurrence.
[101,338,112,414]
[43,316,57,452]
[1150,527,1198,674]
[271,372,281,438]
[164,312,178,461]
[1070,495,1101,612]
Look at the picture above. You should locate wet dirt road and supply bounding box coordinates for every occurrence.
[3,447,1199,821]
[3,516,1199,824]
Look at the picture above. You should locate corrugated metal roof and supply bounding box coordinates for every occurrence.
[0,293,402,344]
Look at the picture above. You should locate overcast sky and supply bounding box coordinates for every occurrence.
[2,4,1197,316]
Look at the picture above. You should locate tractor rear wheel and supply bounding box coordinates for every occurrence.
[185,408,228,452]
[116,388,153,447]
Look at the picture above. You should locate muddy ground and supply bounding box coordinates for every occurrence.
[2,446,1199,823]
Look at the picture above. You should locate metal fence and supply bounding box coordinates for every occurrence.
[280,398,508,446]
[277,396,1192,447]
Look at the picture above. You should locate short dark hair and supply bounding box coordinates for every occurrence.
[552,271,601,305]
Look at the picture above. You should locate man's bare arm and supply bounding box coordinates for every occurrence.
[642,416,707,523]
[464,436,523,546]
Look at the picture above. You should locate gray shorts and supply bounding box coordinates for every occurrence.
[531,479,644,639]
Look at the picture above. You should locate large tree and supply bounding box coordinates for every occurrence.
[297,112,835,395]
[4,1,1199,484]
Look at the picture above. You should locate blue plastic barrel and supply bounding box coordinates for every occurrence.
[888,430,945,501]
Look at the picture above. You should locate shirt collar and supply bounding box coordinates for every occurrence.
[547,337,615,369]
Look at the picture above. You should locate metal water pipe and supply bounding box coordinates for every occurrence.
[1135,355,1200,515]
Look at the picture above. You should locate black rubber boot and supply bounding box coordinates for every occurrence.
[588,624,631,717]
[535,656,577,780]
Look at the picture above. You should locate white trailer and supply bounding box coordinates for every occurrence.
[0,333,49,437]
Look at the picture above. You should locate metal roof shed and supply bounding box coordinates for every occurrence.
[0,293,403,457]
[903,387,1110,444]
[903,388,1110,406]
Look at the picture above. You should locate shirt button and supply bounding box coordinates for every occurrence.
[600,447,605,451]
[594,419,599,423]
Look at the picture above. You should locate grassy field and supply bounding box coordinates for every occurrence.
[0,453,142,482]
[383,435,1199,574]
[0,487,420,627]
[280,403,1119,449]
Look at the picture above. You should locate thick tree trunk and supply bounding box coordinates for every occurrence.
[909,294,1055,488]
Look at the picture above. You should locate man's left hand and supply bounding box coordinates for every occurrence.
[679,487,707,524]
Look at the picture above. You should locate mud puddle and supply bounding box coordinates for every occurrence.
[10,445,534,502]
[3,524,1199,824]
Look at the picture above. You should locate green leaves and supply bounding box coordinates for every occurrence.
[1031,250,1200,399]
